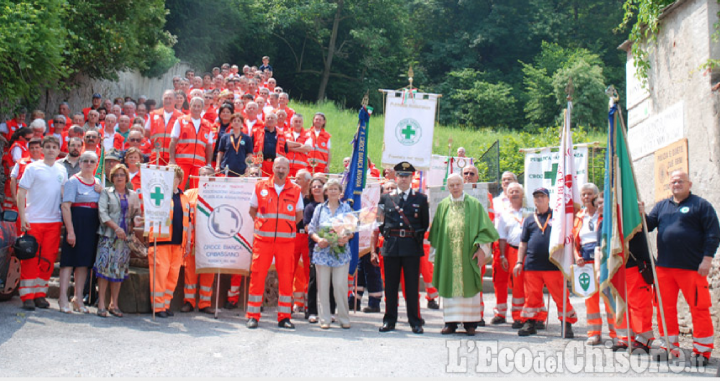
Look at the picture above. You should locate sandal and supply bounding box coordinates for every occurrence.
[97,308,108,318]
[109,307,124,318]
[71,297,89,314]
[58,300,73,314]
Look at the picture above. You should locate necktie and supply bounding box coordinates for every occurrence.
[399,192,406,208]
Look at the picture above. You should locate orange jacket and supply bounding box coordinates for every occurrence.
[307,129,331,172]
[148,109,184,165]
[285,129,309,172]
[174,116,213,167]
[253,177,301,243]
[4,119,26,140]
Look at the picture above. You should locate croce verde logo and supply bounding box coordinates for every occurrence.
[579,272,591,291]
[395,118,422,146]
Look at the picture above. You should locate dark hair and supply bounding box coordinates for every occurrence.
[144,99,157,109]
[41,135,61,147]
[218,104,235,119]
[9,127,33,146]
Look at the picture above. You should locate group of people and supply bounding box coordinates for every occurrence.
[0,57,716,368]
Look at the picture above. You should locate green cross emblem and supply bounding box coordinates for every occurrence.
[150,187,164,207]
[544,163,558,186]
[401,125,416,140]
[579,272,590,291]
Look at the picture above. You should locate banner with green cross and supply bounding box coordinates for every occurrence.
[139,164,175,237]
[522,146,589,208]
[381,90,439,170]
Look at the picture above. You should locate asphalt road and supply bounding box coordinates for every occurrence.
[0,293,717,377]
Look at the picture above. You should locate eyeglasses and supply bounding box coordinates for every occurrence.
[81,160,97,164]
[129,138,142,143]
[85,136,97,140]
[463,172,476,176]
[311,185,324,189]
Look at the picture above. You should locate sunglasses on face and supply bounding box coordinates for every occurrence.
[85,136,97,140]
[129,138,142,143]
[463,172,476,176]
[81,160,97,164]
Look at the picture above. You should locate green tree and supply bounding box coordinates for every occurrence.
[552,58,607,128]
[442,69,518,128]
[0,0,68,111]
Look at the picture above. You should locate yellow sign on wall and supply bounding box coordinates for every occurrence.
[654,138,688,202]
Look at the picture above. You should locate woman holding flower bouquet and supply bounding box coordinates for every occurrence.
[308,179,354,329]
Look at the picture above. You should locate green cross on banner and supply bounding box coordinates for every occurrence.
[579,272,590,291]
[150,187,164,207]
[544,162,558,186]
[401,125,416,140]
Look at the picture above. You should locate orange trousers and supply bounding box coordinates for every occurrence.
[292,233,310,308]
[246,240,294,321]
[18,222,62,301]
[583,260,617,339]
[227,274,243,304]
[148,244,183,313]
[615,268,654,346]
[182,253,215,309]
[177,163,200,190]
[521,270,578,324]
[656,267,714,358]
[493,244,525,321]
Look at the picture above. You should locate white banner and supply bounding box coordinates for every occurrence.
[572,264,597,298]
[358,182,382,257]
[427,183,491,221]
[140,165,175,237]
[381,92,437,170]
[194,177,258,275]
[523,146,588,208]
[427,155,476,188]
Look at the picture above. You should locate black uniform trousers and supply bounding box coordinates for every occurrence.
[382,255,422,327]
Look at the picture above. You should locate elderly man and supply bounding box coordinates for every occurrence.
[285,114,312,177]
[169,97,214,189]
[113,115,132,151]
[146,90,184,165]
[28,119,46,140]
[492,182,526,327]
[429,173,498,335]
[456,147,466,158]
[84,110,101,133]
[102,114,117,152]
[137,103,149,123]
[244,102,264,132]
[307,113,331,174]
[246,157,304,329]
[276,92,295,121]
[374,161,429,334]
[252,112,286,177]
[513,187,577,337]
[643,171,719,366]
[83,130,101,156]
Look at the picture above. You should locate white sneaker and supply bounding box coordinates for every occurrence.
[586,335,602,346]
[308,315,318,324]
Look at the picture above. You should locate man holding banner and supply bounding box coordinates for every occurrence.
[246,157,303,329]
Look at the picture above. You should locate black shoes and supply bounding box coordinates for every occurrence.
[180,302,194,313]
[611,342,629,352]
[563,322,574,339]
[411,325,424,334]
[427,299,440,310]
[441,323,458,335]
[631,341,651,355]
[247,318,259,329]
[362,306,380,313]
[278,318,295,329]
[511,320,524,329]
[535,320,546,330]
[478,319,485,327]
[34,297,50,309]
[518,320,537,336]
[200,307,216,314]
[491,316,506,325]
[156,311,169,318]
[379,322,395,332]
[22,300,35,311]
[224,301,238,310]
[165,309,174,317]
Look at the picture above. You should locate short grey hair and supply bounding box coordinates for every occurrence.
[296,169,311,181]
[189,96,204,108]
[323,178,343,194]
[507,182,524,194]
[29,118,46,133]
[447,173,463,183]
[79,150,98,162]
[581,183,599,195]
[502,171,518,181]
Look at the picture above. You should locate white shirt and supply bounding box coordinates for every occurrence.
[312,128,331,149]
[103,133,114,152]
[144,110,175,131]
[579,211,599,245]
[10,146,23,162]
[496,208,525,246]
[10,158,38,179]
[291,131,313,146]
[18,161,68,223]
[492,192,511,217]
[171,117,201,138]
[249,183,304,210]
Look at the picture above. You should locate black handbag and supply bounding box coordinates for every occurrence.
[13,234,39,260]
[637,260,655,285]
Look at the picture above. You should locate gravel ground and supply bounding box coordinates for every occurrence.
[0,293,717,377]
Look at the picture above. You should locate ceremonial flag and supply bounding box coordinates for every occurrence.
[140,165,175,237]
[343,105,370,275]
[599,102,642,323]
[548,101,581,280]
[94,146,105,182]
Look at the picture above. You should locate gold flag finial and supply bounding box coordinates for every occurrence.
[361,90,369,108]
[565,77,574,101]
[408,66,414,88]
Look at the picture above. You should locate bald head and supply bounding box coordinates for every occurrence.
[669,170,692,201]
[462,166,479,184]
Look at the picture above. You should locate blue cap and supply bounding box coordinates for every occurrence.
[533,187,550,197]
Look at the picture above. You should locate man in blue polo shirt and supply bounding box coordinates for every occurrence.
[513,187,577,337]
[643,171,719,366]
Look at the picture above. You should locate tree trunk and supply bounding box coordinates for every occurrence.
[316,0,343,103]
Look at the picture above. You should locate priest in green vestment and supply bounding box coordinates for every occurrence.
[428,173,499,335]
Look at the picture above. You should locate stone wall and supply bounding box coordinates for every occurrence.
[622,0,720,336]
[37,62,193,118]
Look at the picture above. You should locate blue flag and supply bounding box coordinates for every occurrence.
[343,106,370,276]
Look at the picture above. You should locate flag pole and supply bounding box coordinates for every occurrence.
[623,277,632,354]
[214,270,220,319]
[614,101,672,361]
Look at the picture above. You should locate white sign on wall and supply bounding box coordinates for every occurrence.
[626,57,650,110]
[627,101,684,160]
[523,147,588,208]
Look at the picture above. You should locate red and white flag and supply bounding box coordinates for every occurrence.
[549,101,581,280]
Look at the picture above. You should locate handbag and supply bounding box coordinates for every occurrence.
[629,250,654,285]
[13,234,39,260]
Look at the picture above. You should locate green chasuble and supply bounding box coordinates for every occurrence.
[428,194,499,298]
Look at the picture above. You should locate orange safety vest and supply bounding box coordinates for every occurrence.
[252,127,286,159]
[149,191,190,249]
[253,177,300,243]
[285,129,309,172]
[185,188,199,249]
[307,129,331,172]
[148,109,184,165]
[174,116,213,167]
[4,119,26,140]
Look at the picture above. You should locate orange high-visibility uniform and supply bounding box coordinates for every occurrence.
[572,210,616,339]
[292,223,310,309]
[148,191,189,313]
[18,222,62,301]
[174,116,213,189]
[4,118,26,140]
[252,127,286,177]
[493,244,525,321]
[2,141,29,211]
[421,232,438,300]
[521,271,578,324]
[113,132,129,151]
[285,129,309,177]
[227,274,244,304]
[246,177,301,322]
[202,107,217,125]
[656,267,714,358]
[615,269,654,346]
[307,129,331,174]
[183,188,215,309]
[148,109,184,165]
